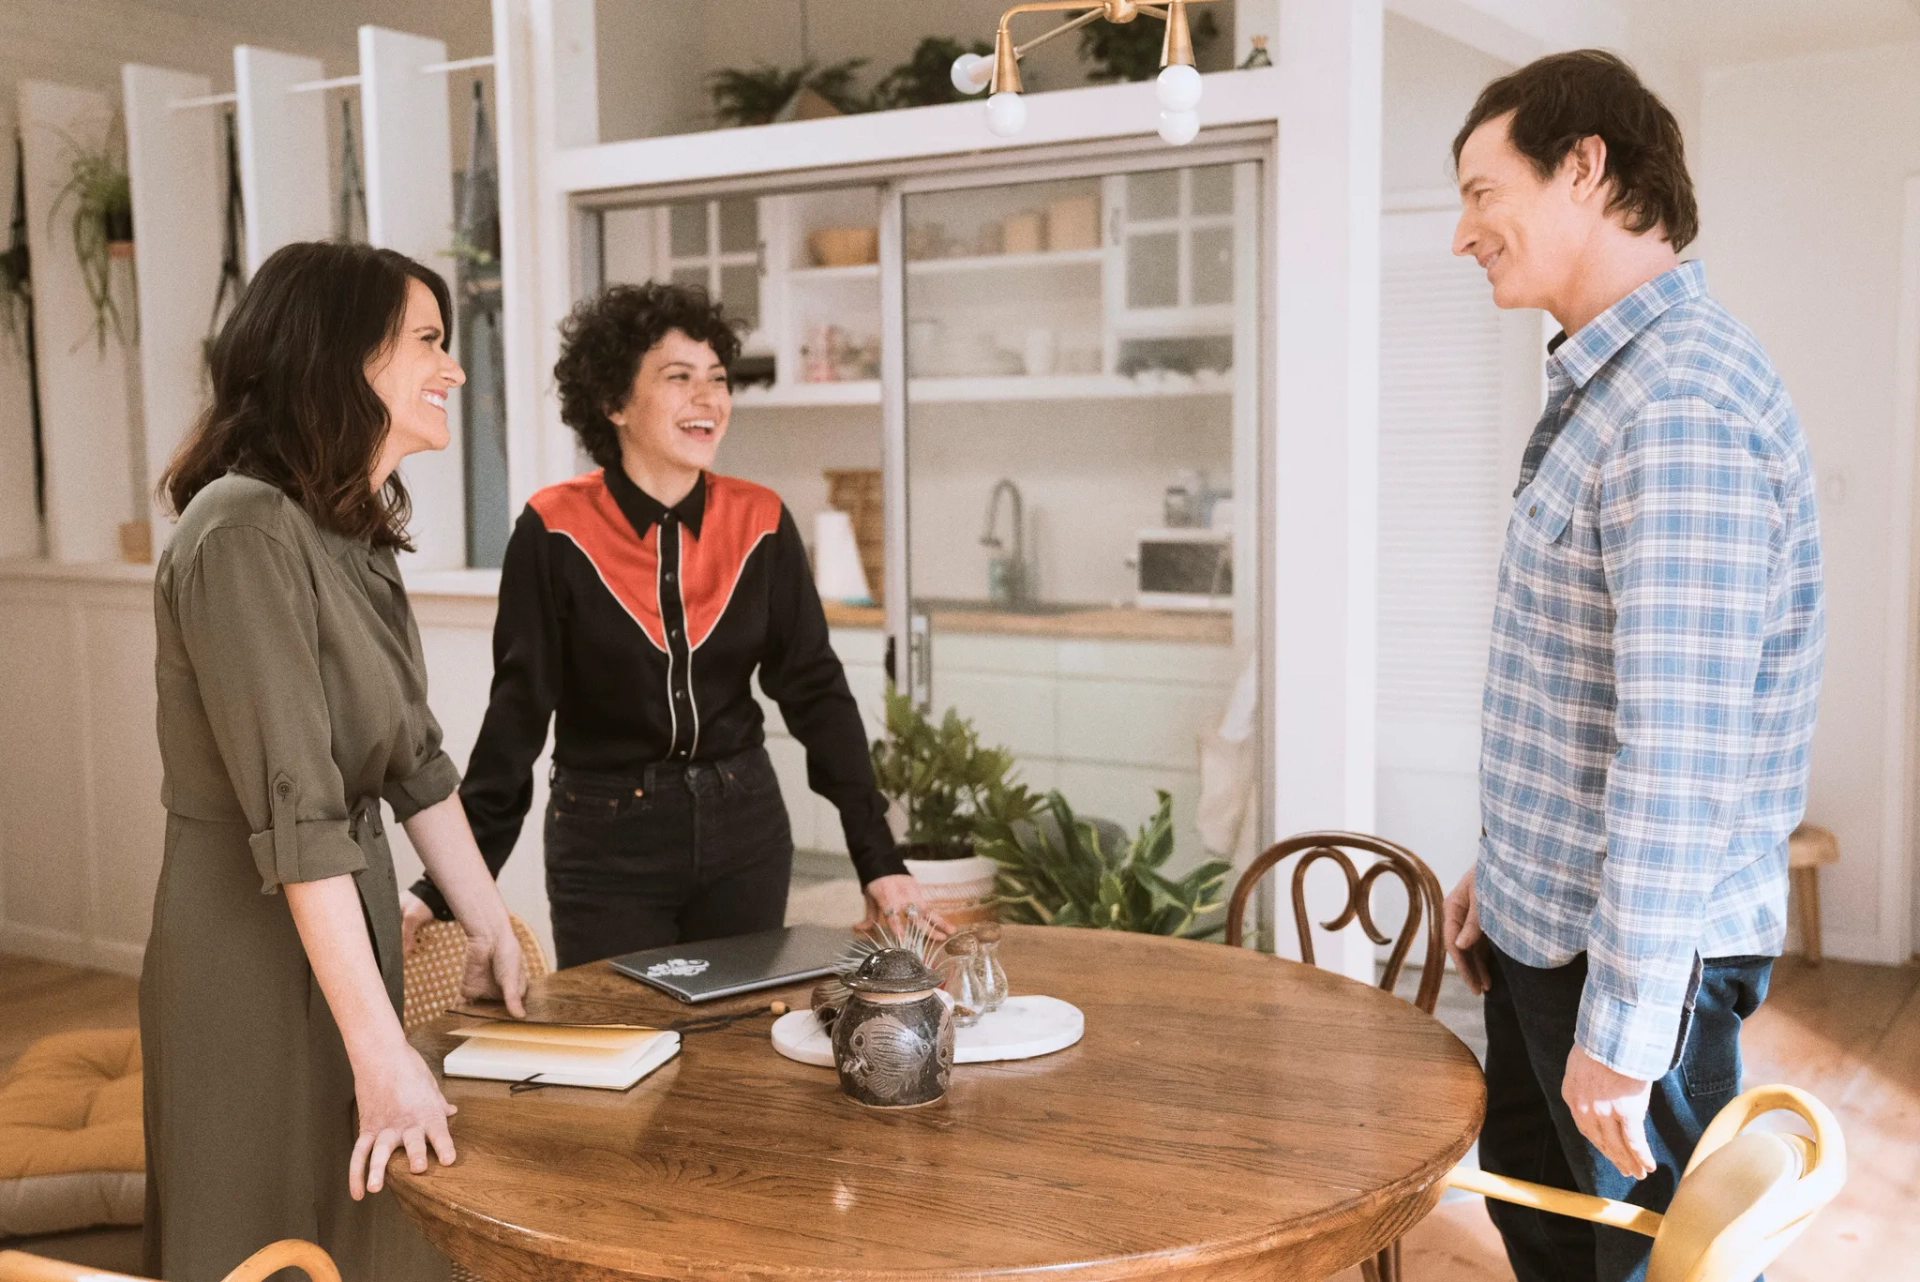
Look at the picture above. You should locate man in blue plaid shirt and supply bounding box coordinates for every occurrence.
[1441,51,1824,1282]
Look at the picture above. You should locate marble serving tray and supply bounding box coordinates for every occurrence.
[770,995,1084,1067]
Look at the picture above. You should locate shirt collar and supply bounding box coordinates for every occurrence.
[1545,259,1707,390]
[604,466,706,539]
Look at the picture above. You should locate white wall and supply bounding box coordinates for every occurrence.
[1697,39,1920,964]
[1382,11,1512,194]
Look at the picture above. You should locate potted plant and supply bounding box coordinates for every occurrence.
[868,36,994,111]
[978,789,1232,938]
[869,686,1039,923]
[709,59,867,127]
[51,128,134,352]
[1079,10,1222,83]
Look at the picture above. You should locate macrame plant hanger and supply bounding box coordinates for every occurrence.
[337,97,367,243]
[207,109,245,341]
[4,131,45,519]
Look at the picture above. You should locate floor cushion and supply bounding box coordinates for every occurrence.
[0,1029,143,1236]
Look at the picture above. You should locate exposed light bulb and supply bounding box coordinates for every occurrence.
[1155,63,1203,113]
[1157,108,1200,146]
[950,52,990,96]
[985,91,1027,138]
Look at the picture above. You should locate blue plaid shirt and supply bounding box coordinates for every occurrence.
[1477,261,1824,1080]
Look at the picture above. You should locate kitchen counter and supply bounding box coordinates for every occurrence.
[820,600,1232,645]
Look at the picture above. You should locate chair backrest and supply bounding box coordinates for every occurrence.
[1224,830,1446,1013]
[0,1238,340,1282]
[401,913,552,1033]
[1646,1085,1847,1282]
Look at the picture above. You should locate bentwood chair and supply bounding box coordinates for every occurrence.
[0,1239,339,1282]
[1448,1085,1847,1282]
[1224,831,1446,1281]
[401,913,551,1033]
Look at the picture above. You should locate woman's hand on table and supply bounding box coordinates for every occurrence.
[349,1042,458,1200]
[860,873,953,939]
[399,888,434,957]
[461,916,529,1018]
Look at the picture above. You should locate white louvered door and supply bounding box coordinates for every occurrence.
[1376,206,1545,904]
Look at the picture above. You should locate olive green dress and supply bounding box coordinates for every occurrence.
[142,474,457,1282]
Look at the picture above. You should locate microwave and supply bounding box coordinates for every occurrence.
[1135,528,1232,610]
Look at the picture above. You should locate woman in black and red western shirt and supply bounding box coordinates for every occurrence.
[400,283,937,967]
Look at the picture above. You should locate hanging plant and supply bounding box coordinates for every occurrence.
[50,126,134,352]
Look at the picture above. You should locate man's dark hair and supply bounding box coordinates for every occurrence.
[554,282,742,471]
[1452,49,1698,251]
[162,240,452,549]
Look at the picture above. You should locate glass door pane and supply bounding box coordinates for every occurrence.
[900,159,1262,905]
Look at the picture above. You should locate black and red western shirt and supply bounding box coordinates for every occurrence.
[413,466,902,916]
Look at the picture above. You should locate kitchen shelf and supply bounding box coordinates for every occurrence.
[907,248,1106,275]
[910,373,1233,402]
[786,263,880,283]
[732,373,1235,409]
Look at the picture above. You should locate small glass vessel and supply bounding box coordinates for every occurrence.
[973,922,1009,1013]
[942,933,986,1028]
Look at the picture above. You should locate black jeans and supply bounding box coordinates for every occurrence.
[1480,943,1771,1282]
[543,746,794,969]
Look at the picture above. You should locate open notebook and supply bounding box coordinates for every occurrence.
[442,1020,681,1091]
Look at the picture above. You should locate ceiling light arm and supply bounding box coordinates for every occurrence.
[955,0,1217,142]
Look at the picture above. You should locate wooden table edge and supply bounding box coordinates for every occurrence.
[391,1095,1485,1282]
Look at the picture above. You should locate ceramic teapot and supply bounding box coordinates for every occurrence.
[831,947,954,1108]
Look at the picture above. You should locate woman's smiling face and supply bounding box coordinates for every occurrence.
[609,328,732,479]
[365,277,465,476]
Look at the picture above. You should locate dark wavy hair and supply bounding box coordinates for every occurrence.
[554,282,742,471]
[1453,49,1698,251]
[160,240,453,549]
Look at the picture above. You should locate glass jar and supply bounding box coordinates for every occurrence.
[942,933,986,1028]
[973,922,1009,1013]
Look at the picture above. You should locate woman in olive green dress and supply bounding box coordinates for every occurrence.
[144,241,527,1282]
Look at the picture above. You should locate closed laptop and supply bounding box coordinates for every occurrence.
[608,924,848,1003]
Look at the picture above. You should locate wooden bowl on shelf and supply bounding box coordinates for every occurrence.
[807,226,879,267]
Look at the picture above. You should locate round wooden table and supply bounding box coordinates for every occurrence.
[396,926,1485,1281]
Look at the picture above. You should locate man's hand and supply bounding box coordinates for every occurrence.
[1442,871,1491,995]
[1563,1045,1656,1180]
[399,889,435,957]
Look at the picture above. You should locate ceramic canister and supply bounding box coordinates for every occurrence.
[831,948,954,1108]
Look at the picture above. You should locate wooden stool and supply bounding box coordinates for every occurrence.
[1788,824,1839,965]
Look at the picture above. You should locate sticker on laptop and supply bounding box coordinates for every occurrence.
[646,958,711,979]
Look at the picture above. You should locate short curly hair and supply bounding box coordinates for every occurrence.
[553,282,743,470]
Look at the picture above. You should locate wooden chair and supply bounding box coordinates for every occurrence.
[402,913,551,1033]
[0,1238,339,1282]
[401,914,550,1282]
[1448,1084,1847,1282]
[1786,824,1838,966]
[1224,831,1446,1281]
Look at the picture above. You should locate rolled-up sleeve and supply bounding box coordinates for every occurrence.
[1585,397,1780,1079]
[173,525,365,893]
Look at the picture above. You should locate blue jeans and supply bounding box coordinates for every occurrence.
[1480,944,1772,1282]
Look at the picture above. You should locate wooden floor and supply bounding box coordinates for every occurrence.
[3,952,1915,1280]
[1333,954,1920,1281]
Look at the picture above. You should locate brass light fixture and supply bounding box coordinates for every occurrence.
[950,0,1218,144]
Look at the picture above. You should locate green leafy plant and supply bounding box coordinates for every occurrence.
[50,128,134,352]
[1079,12,1221,83]
[980,789,1231,936]
[869,686,1039,858]
[868,36,995,111]
[709,59,868,127]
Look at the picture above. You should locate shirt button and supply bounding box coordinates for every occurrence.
[670,627,680,638]
[1528,504,1538,517]
[665,572,675,582]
